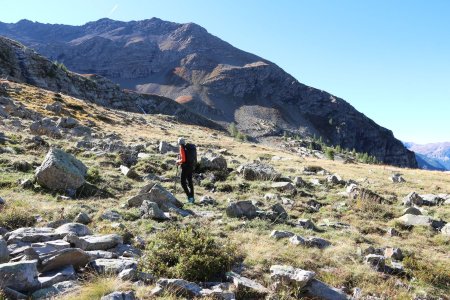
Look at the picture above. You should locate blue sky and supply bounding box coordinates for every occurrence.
[1,0,449,143]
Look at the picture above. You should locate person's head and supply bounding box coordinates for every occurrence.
[177,137,186,146]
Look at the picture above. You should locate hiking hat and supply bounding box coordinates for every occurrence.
[178,137,186,145]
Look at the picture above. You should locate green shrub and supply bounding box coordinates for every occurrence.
[140,226,237,282]
[86,167,102,184]
[0,205,36,230]
[325,148,335,160]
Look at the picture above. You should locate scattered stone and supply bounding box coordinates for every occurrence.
[200,151,228,170]
[86,250,118,260]
[38,265,76,288]
[264,193,281,201]
[56,117,79,128]
[45,102,63,114]
[402,207,422,216]
[226,271,269,298]
[101,291,136,300]
[158,141,177,154]
[118,268,138,281]
[120,165,140,179]
[420,194,445,206]
[140,200,169,221]
[152,278,202,297]
[0,286,28,299]
[440,223,450,236]
[271,182,296,193]
[309,178,321,186]
[31,280,79,299]
[35,148,87,191]
[89,258,137,274]
[39,248,91,272]
[289,235,306,245]
[237,162,280,181]
[0,196,5,206]
[390,173,405,183]
[226,200,258,219]
[304,279,349,300]
[73,212,91,224]
[305,237,331,249]
[0,260,40,292]
[402,192,423,207]
[64,233,123,251]
[19,178,34,189]
[270,230,295,240]
[0,237,9,263]
[326,174,343,185]
[127,184,183,211]
[30,118,62,139]
[296,219,315,230]
[302,166,325,174]
[199,195,216,205]
[109,244,142,258]
[384,248,404,261]
[397,214,432,227]
[365,254,385,271]
[293,176,306,187]
[270,265,315,290]
[387,228,400,237]
[54,223,92,236]
[100,210,122,222]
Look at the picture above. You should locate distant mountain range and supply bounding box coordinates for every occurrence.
[404,142,450,171]
[0,18,417,167]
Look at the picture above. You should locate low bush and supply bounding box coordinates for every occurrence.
[0,205,36,230]
[140,226,237,282]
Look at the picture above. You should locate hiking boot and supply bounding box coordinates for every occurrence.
[188,197,195,204]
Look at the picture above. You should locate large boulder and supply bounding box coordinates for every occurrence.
[270,265,315,290]
[0,260,40,292]
[64,233,122,251]
[127,184,183,210]
[0,236,8,263]
[397,214,432,227]
[199,151,228,171]
[226,200,258,219]
[6,227,64,244]
[54,223,92,236]
[140,200,169,221]
[39,248,91,272]
[237,162,280,181]
[35,148,88,191]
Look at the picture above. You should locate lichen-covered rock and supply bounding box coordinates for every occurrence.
[35,148,87,191]
[0,261,40,292]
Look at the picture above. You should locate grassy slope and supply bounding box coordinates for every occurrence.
[0,80,449,299]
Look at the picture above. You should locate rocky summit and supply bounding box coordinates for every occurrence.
[0,18,417,167]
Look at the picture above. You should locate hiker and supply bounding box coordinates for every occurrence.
[176,137,197,203]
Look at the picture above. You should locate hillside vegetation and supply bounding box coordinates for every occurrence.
[0,79,449,299]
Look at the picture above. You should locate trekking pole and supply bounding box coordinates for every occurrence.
[174,164,179,194]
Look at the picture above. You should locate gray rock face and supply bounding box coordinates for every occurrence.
[100,210,122,221]
[101,291,136,300]
[159,141,177,154]
[140,200,169,220]
[227,271,269,297]
[119,165,139,179]
[118,268,137,281]
[0,236,9,263]
[238,162,280,181]
[397,214,432,227]
[6,227,64,244]
[270,265,315,290]
[39,248,91,272]
[199,151,228,171]
[390,173,405,183]
[384,248,404,261]
[56,117,78,128]
[304,279,349,300]
[35,148,87,191]
[30,118,62,138]
[402,207,422,216]
[403,192,423,207]
[73,212,91,224]
[327,174,343,185]
[54,223,92,236]
[0,260,40,292]
[365,254,385,271]
[226,200,258,219]
[89,258,137,274]
[64,233,122,251]
[31,280,79,299]
[127,184,183,210]
[38,265,76,288]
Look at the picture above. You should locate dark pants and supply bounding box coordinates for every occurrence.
[180,164,194,198]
